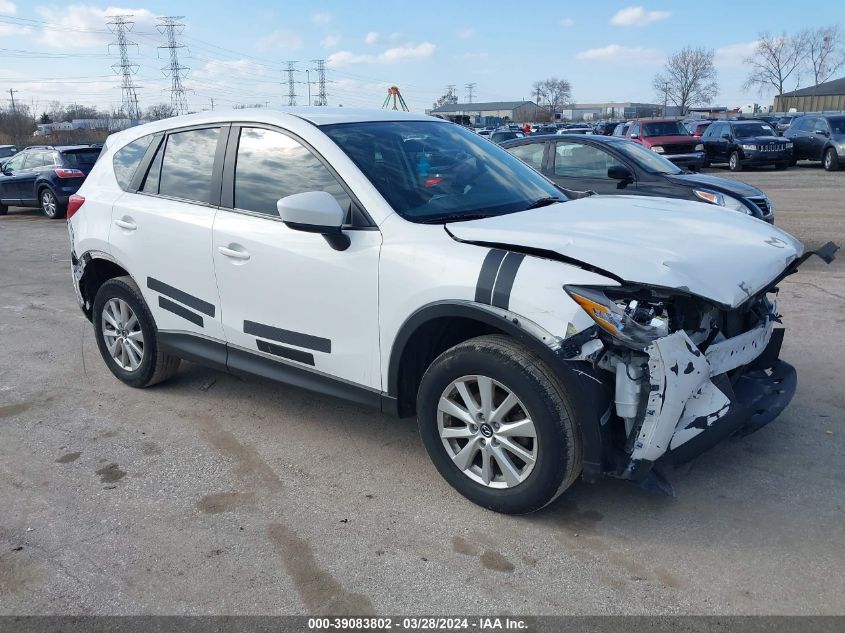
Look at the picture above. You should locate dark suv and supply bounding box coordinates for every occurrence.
[783,115,845,171]
[700,120,793,171]
[0,145,101,218]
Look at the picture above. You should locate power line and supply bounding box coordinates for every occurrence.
[284,61,298,106]
[107,14,142,120]
[465,83,476,104]
[312,59,328,106]
[157,16,189,115]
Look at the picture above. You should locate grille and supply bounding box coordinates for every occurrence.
[746,196,771,216]
[663,143,696,155]
[755,144,788,152]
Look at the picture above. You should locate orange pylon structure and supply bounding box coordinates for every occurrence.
[382,85,409,111]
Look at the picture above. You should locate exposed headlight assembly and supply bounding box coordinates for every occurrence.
[564,286,669,349]
[693,189,752,214]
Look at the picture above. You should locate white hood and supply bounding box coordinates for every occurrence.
[447,196,804,308]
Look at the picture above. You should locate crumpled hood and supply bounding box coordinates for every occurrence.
[447,196,804,308]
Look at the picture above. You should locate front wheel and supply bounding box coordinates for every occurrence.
[729,151,742,172]
[93,276,181,388]
[417,335,582,514]
[0,202,7,216]
[824,148,840,171]
[40,188,65,219]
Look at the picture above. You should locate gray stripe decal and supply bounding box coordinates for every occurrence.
[244,320,331,354]
[158,296,204,327]
[474,249,508,304]
[491,252,525,310]
[148,277,215,317]
[256,340,315,366]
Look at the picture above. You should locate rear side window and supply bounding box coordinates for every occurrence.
[62,149,101,168]
[113,135,154,190]
[233,127,351,216]
[158,127,220,203]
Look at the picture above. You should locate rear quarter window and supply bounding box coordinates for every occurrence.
[112,135,154,190]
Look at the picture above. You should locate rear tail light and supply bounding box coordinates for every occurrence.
[67,195,85,219]
[54,168,85,179]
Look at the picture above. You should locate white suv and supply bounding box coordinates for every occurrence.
[68,109,836,513]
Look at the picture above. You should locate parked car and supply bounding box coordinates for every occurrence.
[612,122,630,137]
[700,120,793,171]
[593,122,618,136]
[68,109,835,513]
[0,145,17,160]
[534,125,557,135]
[490,130,524,144]
[782,114,844,171]
[556,127,592,135]
[476,128,493,138]
[0,144,102,217]
[500,134,774,222]
[684,120,712,139]
[625,119,705,169]
[776,116,796,134]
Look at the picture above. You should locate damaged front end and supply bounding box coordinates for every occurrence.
[558,243,839,486]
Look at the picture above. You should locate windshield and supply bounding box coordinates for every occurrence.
[734,123,774,138]
[829,117,845,134]
[614,140,682,175]
[323,121,566,223]
[642,121,689,137]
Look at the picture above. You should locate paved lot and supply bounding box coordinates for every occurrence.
[1,165,843,616]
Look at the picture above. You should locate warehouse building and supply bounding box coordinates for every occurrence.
[773,77,845,112]
[427,101,545,125]
[557,102,665,120]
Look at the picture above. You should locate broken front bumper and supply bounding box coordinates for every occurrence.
[623,319,796,480]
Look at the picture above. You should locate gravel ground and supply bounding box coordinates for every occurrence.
[0,164,843,616]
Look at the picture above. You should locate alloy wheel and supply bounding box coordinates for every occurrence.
[101,298,145,371]
[437,375,537,489]
[41,190,57,217]
[825,150,833,170]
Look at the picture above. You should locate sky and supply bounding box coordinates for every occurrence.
[1,0,844,116]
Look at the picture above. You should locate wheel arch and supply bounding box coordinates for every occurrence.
[387,301,613,481]
[75,251,135,321]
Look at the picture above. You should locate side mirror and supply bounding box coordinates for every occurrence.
[630,133,639,139]
[815,129,829,136]
[608,165,633,181]
[277,191,350,251]
[721,132,732,140]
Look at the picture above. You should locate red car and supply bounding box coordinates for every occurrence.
[625,119,705,169]
[685,120,712,139]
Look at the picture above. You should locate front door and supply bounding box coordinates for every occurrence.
[0,151,30,203]
[108,126,227,344]
[212,126,382,389]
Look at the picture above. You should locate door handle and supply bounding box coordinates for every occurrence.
[217,245,251,261]
[114,217,137,231]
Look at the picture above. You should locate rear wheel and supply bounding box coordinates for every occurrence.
[824,147,840,171]
[39,188,65,219]
[728,151,742,172]
[93,276,181,388]
[0,202,7,216]
[417,335,582,514]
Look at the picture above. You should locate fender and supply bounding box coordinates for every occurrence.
[387,300,613,482]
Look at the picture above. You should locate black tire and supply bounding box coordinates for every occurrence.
[775,162,789,170]
[824,147,840,172]
[417,334,582,514]
[0,202,7,216]
[728,151,742,172]
[39,187,66,219]
[92,276,181,388]
[702,155,710,168]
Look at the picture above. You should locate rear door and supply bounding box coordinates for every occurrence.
[14,151,50,204]
[550,140,633,194]
[108,125,227,344]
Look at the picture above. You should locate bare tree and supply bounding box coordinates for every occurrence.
[145,103,175,121]
[652,47,718,116]
[537,77,572,118]
[803,25,845,86]
[743,32,807,96]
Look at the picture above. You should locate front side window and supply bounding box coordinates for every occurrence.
[553,142,624,178]
[234,127,351,217]
[113,135,154,190]
[813,118,830,133]
[324,121,564,223]
[158,127,220,203]
[3,152,27,171]
[506,143,545,170]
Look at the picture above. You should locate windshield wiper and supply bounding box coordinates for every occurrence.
[419,213,495,224]
[524,197,565,210]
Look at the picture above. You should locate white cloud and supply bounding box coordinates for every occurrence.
[610,6,671,27]
[257,30,303,50]
[0,0,17,15]
[364,31,379,45]
[456,26,475,40]
[715,41,758,67]
[35,5,157,49]
[455,51,488,61]
[0,23,31,36]
[327,42,437,67]
[311,11,331,25]
[193,58,265,80]
[560,18,575,27]
[321,34,340,48]
[575,44,663,64]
